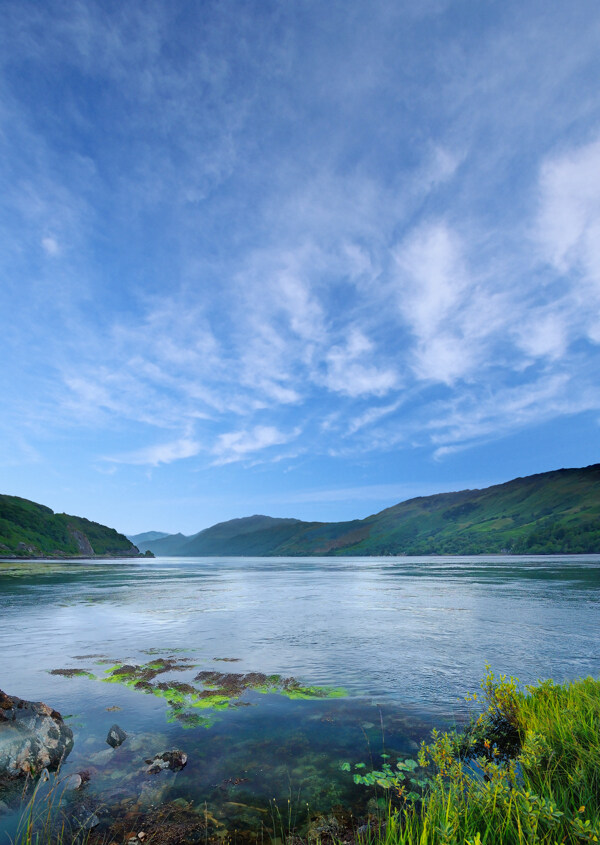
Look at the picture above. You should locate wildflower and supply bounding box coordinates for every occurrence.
[483,739,490,749]
[579,806,586,813]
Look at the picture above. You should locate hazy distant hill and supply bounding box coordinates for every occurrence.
[127,530,170,550]
[143,465,600,556]
[137,532,192,556]
[0,495,141,559]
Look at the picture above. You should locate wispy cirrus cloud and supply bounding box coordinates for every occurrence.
[1,0,600,529]
[212,425,301,466]
[105,437,202,467]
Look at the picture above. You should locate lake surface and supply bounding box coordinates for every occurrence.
[1,555,599,841]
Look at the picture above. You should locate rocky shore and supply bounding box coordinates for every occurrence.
[0,689,74,779]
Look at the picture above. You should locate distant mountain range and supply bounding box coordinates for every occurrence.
[127,530,170,546]
[0,495,141,559]
[129,464,600,556]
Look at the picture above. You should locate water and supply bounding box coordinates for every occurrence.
[1,555,599,841]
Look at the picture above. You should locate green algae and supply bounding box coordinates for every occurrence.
[49,668,97,679]
[50,655,347,732]
[166,708,217,729]
[192,693,231,710]
[280,684,347,700]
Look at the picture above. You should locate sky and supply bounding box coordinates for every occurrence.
[1,0,600,536]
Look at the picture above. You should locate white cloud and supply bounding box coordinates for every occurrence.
[41,236,60,256]
[392,222,483,383]
[106,436,202,467]
[537,136,600,282]
[212,425,300,466]
[346,400,402,435]
[536,133,600,345]
[428,372,600,458]
[323,329,397,397]
[514,310,568,361]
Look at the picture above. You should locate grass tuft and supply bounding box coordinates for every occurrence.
[354,668,600,845]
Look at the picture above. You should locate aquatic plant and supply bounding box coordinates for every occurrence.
[12,768,97,845]
[353,668,600,844]
[51,657,347,732]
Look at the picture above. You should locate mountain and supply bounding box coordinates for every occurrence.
[142,516,306,556]
[138,532,192,556]
[142,464,600,557]
[127,530,171,550]
[0,495,141,559]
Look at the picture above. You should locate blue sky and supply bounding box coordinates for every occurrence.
[1,0,600,535]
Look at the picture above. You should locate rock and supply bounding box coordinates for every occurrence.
[62,772,82,790]
[128,732,167,753]
[138,772,175,808]
[106,724,127,748]
[307,814,341,843]
[0,689,74,778]
[88,747,115,765]
[82,812,100,830]
[145,749,187,774]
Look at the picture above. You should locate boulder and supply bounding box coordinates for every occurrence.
[145,749,187,774]
[0,689,74,778]
[106,724,127,748]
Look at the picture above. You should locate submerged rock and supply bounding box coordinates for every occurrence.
[88,747,115,765]
[145,749,187,774]
[138,771,176,808]
[0,689,74,778]
[106,723,127,748]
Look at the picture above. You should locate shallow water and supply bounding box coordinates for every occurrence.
[1,555,599,840]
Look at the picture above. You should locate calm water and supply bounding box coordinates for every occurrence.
[1,555,599,840]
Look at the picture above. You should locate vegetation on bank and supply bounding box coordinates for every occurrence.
[354,670,600,845]
[138,464,600,556]
[0,494,140,558]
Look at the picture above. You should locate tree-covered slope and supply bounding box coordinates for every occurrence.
[144,464,600,556]
[0,495,140,558]
[349,464,600,555]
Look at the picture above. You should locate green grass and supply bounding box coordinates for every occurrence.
[356,670,600,845]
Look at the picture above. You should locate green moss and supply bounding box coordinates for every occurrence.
[151,687,189,705]
[166,709,216,729]
[192,694,231,710]
[281,685,347,700]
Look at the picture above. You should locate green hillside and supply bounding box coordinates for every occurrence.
[0,495,141,558]
[143,464,600,556]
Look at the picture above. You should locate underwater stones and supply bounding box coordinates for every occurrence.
[307,813,341,843]
[72,807,100,829]
[128,732,167,753]
[0,689,74,777]
[89,747,116,765]
[145,749,188,774]
[62,772,83,790]
[138,771,176,808]
[107,724,127,748]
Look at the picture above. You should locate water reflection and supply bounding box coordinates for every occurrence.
[1,556,599,839]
